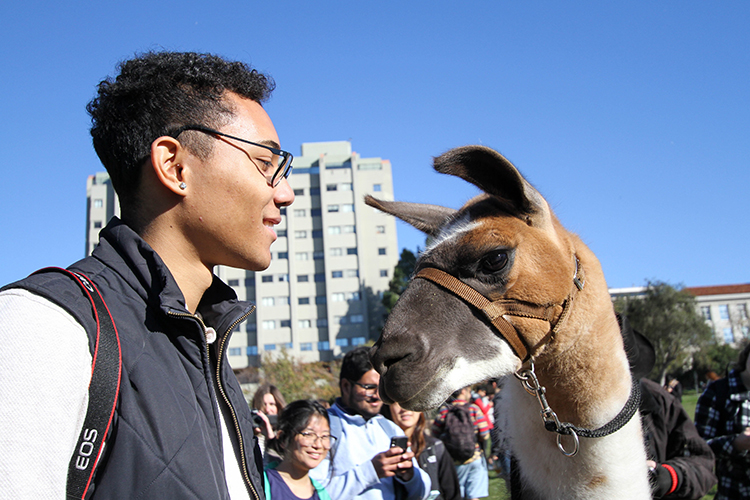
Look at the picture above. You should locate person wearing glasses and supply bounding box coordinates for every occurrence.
[263,400,334,500]
[0,51,294,499]
[309,346,431,499]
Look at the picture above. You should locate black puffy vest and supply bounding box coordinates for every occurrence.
[5,219,265,499]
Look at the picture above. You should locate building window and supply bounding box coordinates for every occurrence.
[347,292,361,301]
[313,251,324,260]
[347,248,357,255]
[328,226,341,235]
[280,208,286,215]
[298,319,312,328]
[335,315,346,325]
[315,295,327,304]
[351,337,366,346]
[346,269,359,278]
[336,338,349,347]
[326,184,337,191]
[312,229,323,238]
[293,188,304,196]
[245,277,255,287]
[298,297,310,305]
[93,221,102,229]
[280,319,291,328]
[264,344,276,351]
[277,230,287,237]
[296,252,309,261]
[277,252,288,259]
[311,208,322,217]
[278,274,289,282]
[262,320,276,329]
[342,204,354,212]
[228,279,240,287]
[300,342,313,351]
[310,187,321,195]
[277,296,290,305]
[738,304,748,320]
[332,293,345,302]
[318,341,330,351]
[720,305,730,320]
[380,269,388,277]
[294,209,306,217]
[378,248,386,255]
[229,347,242,356]
[723,327,734,343]
[330,248,343,256]
[261,297,275,307]
[93,199,103,208]
[247,346,258,355]
[314,273,325,282]
[340,183,352,191]
[328,205,340,213]
[373,184,382,192]
[343,225,356,233]
[376,226,385,234]
[294,230,307,239]
[297,275,309,282]
[317,318,328,327]
[332,271,343,279]
[262,275,274,283]
[280,342,293,350]
[701,306,711,320]
[247,323,257,331]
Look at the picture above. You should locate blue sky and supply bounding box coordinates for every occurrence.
[0,1,747,289]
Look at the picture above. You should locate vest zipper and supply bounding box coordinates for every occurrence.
[215,306,260,500]
[168,308,261,500]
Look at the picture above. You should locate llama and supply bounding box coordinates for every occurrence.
[367,146,651,499]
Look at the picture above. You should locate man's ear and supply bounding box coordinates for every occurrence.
[150,136,188,196]
[340,379,351,401]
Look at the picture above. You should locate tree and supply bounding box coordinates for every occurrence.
[614,281,713,385]
[259,349,340,403]
[382,248,418,314]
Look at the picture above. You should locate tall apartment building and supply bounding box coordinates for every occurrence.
[86,141,399,367]
[609,284,750,345]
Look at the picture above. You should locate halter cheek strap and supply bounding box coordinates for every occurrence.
[413,257,585,362]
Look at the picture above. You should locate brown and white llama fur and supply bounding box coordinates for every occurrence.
[367,146,651,499]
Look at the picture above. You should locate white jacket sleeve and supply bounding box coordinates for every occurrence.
[0,289,91,498]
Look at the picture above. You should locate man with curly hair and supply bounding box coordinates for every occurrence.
[0,51,294,499]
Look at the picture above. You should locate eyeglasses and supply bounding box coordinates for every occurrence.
[171,124,293,187]
[297,431,336,449]
[352,381,379,394]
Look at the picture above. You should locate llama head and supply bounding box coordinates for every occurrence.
[368,145,611,411]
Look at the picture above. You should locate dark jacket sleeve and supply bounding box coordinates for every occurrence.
[641,378,717,499]
[436,441,461,500]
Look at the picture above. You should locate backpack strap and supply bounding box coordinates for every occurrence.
[32,268,122,500]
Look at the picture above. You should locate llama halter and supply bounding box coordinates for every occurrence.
[414,256,641,457]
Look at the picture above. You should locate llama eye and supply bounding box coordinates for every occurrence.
[481,251,509,273]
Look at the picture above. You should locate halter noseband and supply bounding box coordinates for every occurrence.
[413,257,585,362]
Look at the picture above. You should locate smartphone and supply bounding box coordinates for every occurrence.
[390,436,408,450]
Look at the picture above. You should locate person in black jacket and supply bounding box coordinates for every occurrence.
[0,51,295,499]
[383,402,461,500]
[621,316,717,499]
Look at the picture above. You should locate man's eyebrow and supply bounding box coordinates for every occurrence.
[258,139,281,150]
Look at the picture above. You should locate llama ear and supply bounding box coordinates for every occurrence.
[433,146,548,222]
[365,195,456,237]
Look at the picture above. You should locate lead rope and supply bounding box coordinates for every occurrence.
[514,360,642,457]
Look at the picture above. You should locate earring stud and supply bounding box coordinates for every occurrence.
[179,182,187,190]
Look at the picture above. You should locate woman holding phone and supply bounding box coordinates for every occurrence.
[383,402,460,500]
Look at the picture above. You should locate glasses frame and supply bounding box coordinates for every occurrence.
[352,381,379,394]
[297,431,336,449]
[170,124,293,187]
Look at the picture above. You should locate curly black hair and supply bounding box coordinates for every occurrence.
[86,51,275,203]
[339,346,375,385]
